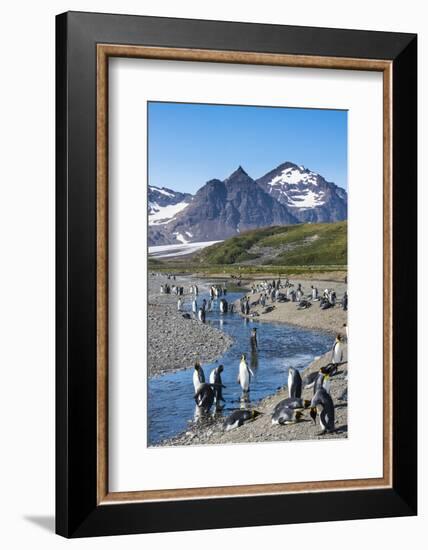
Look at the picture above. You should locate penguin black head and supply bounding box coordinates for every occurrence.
[310,407,317,424]
[241,353,247,361]
[194,362,201,371]
[218,365,224,373]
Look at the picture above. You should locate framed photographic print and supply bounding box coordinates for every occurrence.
[56,11,417,538]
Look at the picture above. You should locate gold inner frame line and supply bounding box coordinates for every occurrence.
[96,44,393,505]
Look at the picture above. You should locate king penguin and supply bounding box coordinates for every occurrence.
[194,383,215,413]
[332,334,345,364]
[288,367,302,398]
[271,404,304,425]
[193,362,205,392]
[237,353,255,395]
[311,387,335,434]
[224,409,261,431]
[209,365,226,406]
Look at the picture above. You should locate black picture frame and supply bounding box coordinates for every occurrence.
[56,11,417,538]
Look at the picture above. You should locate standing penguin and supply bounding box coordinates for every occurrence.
[331,334,345,364]
[311,387,335,434]
[192,298,198,314]
[237,353,255,395]
[193,362,205,392]
[288,367,302,398]
[250,327,258,352]
[245,298,250,316]
[209,365,226,407]
[219,298,228,313]
[313,369,331,395]
[198,307,206,323]
[311,285,318,300]
[343,323,348,340]
[177,297,183,311]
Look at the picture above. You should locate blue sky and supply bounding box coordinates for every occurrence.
[148,102,347,194]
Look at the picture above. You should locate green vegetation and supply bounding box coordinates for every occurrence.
[196,221,347,267]
[148,222,347,277]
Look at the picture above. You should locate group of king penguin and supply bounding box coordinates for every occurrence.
[191,330,346,435]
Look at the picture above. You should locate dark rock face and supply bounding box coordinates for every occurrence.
[155,167,298,244]
[256,162,347,223]
[148,163,347,245]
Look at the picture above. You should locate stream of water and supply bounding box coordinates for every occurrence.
[148,285,333,445]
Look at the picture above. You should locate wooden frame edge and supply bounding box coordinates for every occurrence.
[96,44,393,505]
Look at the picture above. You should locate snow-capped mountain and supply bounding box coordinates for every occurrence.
[148,185,192,226]
[154,167,298,245]
[148,162,347,245]
[256,162,347,223]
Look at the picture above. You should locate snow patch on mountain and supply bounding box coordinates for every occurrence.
[287,190,326,209]
[267,166,318,186]
[149,201,189,225]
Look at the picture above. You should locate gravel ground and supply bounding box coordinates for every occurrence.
[148,274,233,377]
[155,349,348,447]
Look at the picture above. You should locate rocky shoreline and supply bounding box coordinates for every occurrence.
[154,349,348,447]
[148,274,234,377]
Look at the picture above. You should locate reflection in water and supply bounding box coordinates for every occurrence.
[250,350,259,373]
[148,286,333,445]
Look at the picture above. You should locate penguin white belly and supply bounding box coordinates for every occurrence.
[226,420,240,431]
[288,371,294,397]
[239,363,250,391]
[209,371,215,385]
[333,343,344,363]
[319,411,327,431]
[193,371,202,392]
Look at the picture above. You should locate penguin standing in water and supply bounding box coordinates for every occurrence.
[224,409,261,431]
[193,362,205,392]
[250,327,258,352]
[194,383,215,413]
[311,387,335,434]
[219,298,228,313]
[209,365,226,407]
[332,334,345,364]
[192,298,198,314]
[288,367,302,398]
[237,353,255,397]
[198,307,206,323]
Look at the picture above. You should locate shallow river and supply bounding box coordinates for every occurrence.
[148,286,333,445]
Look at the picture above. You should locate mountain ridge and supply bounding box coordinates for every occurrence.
[148,162,347,245]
